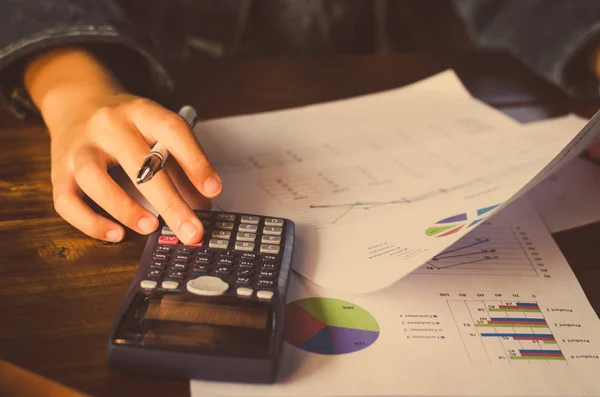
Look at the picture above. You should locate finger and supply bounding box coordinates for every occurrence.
[127,99,222,198]
[52,170,125,242]
[98,119,205,245]
[588,140,600,159]
[164,159,212,210]
[72,146,159,235]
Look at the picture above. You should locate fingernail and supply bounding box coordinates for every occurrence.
[137,216,157,234]
[180,220,201,241]
[203,176,222,197]
[106,229,123,242]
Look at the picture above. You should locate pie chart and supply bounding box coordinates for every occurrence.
[284,297,380,355]
[425,203,501,237]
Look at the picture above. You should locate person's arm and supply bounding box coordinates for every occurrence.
[452,0,600,99]
[0,0,220,244]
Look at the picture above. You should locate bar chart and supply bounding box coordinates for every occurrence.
[448,300,566,364]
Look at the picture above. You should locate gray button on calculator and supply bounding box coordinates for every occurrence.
[212,230,231,239]
[140,280,157,289]
[261,235,281,244]
[209,239,229,249]
[161,226,175,236]
[260,244,280,254]
[161,280,179,290]
[241,215,260,225]
[215,222,234,230]
[187,276,229,296]
[239,224,258,233]
[265,218,284,227]
[257,290,274,300]
[236,287,253,297]
[235,241,255,252]
[237,232,256,242]
[263,226,282,236]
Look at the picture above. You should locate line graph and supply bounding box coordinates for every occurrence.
[414,222,546,277]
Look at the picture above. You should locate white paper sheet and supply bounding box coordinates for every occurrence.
[527,156,600,232]
[196,70,600,293]
[191,197,600,397]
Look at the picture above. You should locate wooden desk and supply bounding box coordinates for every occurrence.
[1,52,599,397]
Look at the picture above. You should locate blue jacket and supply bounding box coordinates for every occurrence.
[1,0,599,119]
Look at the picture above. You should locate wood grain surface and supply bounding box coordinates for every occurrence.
[1,52,599,397]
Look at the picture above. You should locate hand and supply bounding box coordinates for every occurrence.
[24,47,221,244]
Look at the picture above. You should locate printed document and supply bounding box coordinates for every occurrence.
[191,198,600,397]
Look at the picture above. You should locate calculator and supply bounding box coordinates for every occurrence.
[106,210,294,383]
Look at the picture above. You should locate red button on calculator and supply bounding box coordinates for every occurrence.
[158,235,179,245]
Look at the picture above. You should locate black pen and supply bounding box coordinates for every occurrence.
[136,105,198,184]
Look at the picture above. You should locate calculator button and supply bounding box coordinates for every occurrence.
[262,254,277,261]
[218,254,234,264]
[265,218,284,227]
[235,241,255,252]
[148,269,162,278]
[158,235,179,245]
[216,266,231,275]
[241,215,260,225]
[195,255,211,264]
[187,276,229,296]
[192,265,211,274]
[212,230,231,239]
[195,211,212,219]
[156,245,172,253]
[216,213,236,222]
[237,269,253,277]
[161,226,176,236]
[236,277,252,286]
[174,255,190,263]
[239,259,255,268]
[152,253,169,261]
[241,252,258,260]
[263,227,282,236]
[215,222,234,230]
[261,261,278,270]
[261,235,281,244]
[236,232,256,242]
[237,287,254,297]
[162,281,179,290]
[209,239,229,249]
[259,270,277,279]
[172,263,187,270]
[140,280,157,289]
[257,279,275,289]
[238,224,258,233]
[260,244,280,255]
[150,261,166,269]
[168,271,186,279]
[177,246,195,254]
[257,290,274,300]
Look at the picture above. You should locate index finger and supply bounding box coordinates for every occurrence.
[128,100,222,199]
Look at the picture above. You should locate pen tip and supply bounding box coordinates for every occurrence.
[137,167,153,184]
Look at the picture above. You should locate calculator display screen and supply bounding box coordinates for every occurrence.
[113,292,274,357]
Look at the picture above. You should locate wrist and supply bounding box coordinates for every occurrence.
[24,46,128,132]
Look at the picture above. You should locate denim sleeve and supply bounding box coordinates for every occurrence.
[452,0,600,99]
[0,0,174,119]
